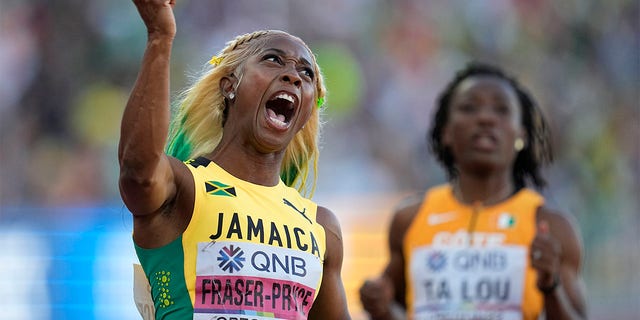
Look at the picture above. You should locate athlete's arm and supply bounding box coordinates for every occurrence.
[119,0,179,217]
[533,207,588,319]
[308,206,351,320]
[359,195,422,320]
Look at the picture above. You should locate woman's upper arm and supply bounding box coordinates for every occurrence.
[384,197,422,307]
[308,206,351,319]
[119,155,183,217]
[117,32,175,217]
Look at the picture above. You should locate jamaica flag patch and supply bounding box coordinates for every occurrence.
[205,181,236,197]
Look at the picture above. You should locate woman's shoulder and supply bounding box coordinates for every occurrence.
[536,205,580,233]
[316,205,342,240]
[536,205,584,253]
[394,192,424,219]
[387,190,429,238]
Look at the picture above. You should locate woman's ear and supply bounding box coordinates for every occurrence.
[219,74,237,100]
[514,131,528,152]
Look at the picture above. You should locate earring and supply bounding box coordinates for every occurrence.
[228,92,235,100]
[514,138,524,152]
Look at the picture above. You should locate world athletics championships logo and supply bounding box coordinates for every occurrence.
[427,251,447,272]
[217,244,246,273]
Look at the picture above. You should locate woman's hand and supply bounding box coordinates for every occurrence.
[360,276,395,319]
[132,0,176,39]
[530,220,562,291]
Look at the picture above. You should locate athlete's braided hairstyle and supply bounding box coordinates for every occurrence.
[166,30,326,196]
[429,62,553,190]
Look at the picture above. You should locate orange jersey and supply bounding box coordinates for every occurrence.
[403,184,544,320]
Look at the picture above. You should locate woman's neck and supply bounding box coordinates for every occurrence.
[452,173,515,206]
[207,143,284,187]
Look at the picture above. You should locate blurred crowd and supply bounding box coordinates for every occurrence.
[0,0,638,318]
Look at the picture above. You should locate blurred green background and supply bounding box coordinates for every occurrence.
[0,0,638,319]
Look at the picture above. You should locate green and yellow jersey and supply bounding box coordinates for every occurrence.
[135,157,327,320]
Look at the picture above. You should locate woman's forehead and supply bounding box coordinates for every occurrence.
[259,34,314,62]
[455,75,517,100]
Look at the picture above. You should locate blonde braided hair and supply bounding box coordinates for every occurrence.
[166,30,326,196]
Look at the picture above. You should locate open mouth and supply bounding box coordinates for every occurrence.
[265,92,296,128]
[471,131,498,150]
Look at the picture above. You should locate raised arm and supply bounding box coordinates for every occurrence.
[532,208,588,319]
[309,206,351,320]
[118,0,178,216]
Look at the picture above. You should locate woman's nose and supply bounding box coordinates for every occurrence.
[280,63,302,87]
[476,106,499,124]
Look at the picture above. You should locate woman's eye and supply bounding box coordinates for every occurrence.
[301,68,315,79]
[459,103,476,112]
[495,104,510,115]
[264,54,281,63]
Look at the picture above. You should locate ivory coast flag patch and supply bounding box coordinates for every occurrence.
[497,212,516,229]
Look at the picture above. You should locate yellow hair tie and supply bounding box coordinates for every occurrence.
[209,55,223,65]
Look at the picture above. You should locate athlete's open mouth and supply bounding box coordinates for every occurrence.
[471,131,499,150]
[265,92,296,127]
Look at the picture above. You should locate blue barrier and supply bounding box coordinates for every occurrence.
[1,205,140,320]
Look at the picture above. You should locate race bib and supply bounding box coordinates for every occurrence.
[133,263,156,320]
[410,245,526,320]
[194,241,322,320]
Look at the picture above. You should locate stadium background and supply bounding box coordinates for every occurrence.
[0,0,638,319]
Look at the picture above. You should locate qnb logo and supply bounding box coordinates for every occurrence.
[427,251,447,272]
[217,245,246,273]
